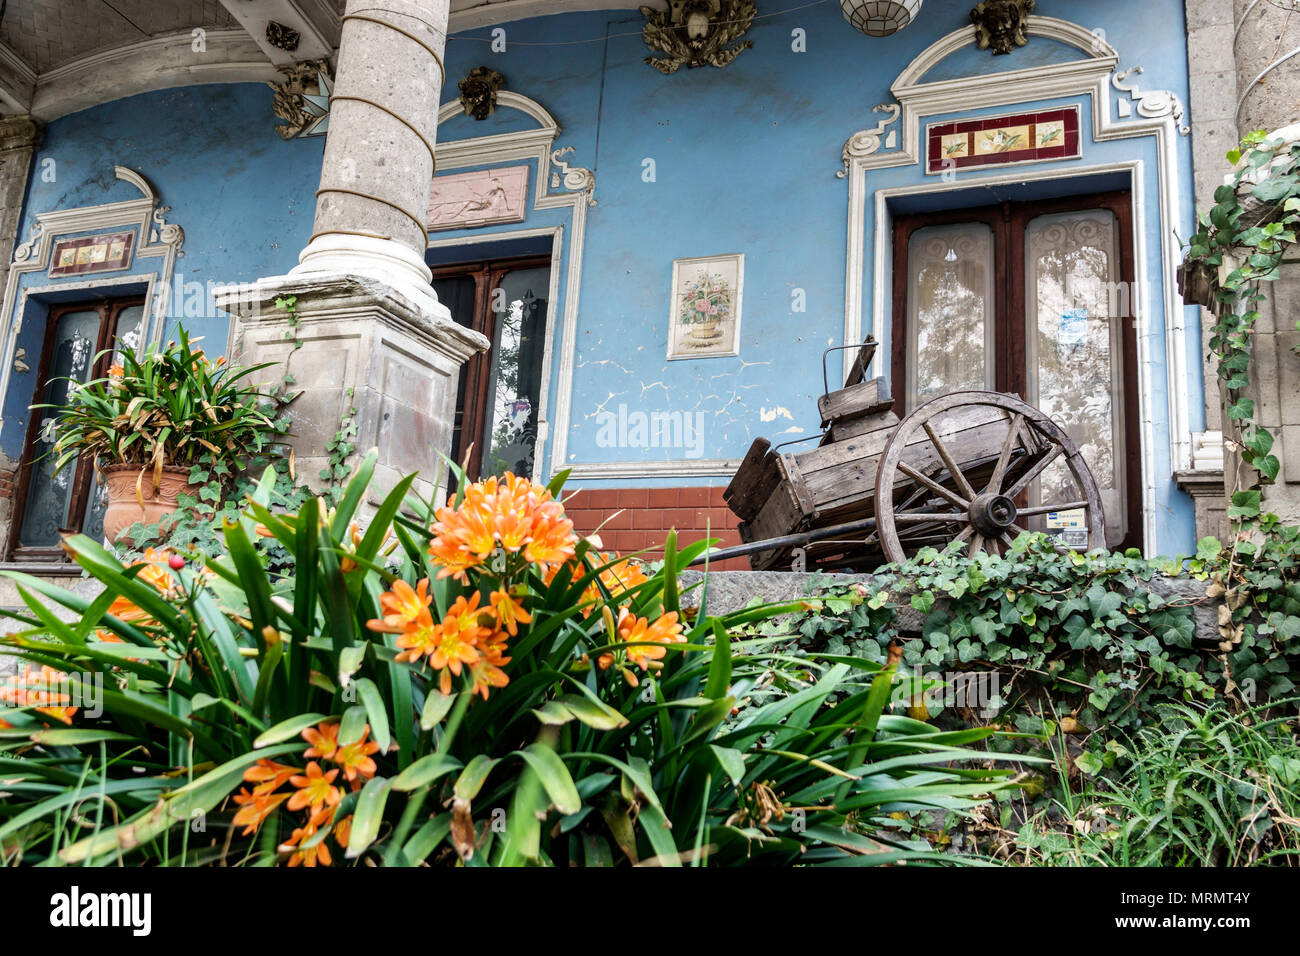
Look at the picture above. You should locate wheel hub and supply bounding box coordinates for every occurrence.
[969,492,1017,537]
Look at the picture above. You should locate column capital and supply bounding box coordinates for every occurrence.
[0,116,42,153]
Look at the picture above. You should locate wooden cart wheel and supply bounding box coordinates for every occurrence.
[873,390,1107,565]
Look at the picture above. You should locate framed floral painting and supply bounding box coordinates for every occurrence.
[666,253,744,360]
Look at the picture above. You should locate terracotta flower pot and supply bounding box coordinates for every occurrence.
[101,464,201,543]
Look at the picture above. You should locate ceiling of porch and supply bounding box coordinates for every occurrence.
[0,0,647,120]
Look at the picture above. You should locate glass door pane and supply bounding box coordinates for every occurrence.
[906,223,995,408]
[1023,209,1124,546]
[19,309,103,549]
[481,267,547,478]
[82,303,149,543]
[431,274,480,470]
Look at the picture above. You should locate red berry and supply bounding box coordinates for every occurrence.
[168,554,185,570]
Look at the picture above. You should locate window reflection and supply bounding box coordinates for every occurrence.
[19,309,102,549]
[1025,209,1124,545]
[482,268,546,478]
[907,223,995,407]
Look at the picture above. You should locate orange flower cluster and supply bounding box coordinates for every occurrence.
[428,472,576,582]
[580,555,650,618]
[231,719,379,867]
[597,608,685,686]
[98,548,174,644]
[0,665,78,724]
[367,579,529,699]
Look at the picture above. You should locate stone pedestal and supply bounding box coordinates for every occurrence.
[215,273,486,504]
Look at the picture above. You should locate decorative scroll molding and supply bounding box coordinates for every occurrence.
[550,147,597,203]
[837,104,901,178]
[0,166,185,435]
[1112,67,1191,136]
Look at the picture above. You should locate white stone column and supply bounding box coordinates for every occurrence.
[216,0,487,503]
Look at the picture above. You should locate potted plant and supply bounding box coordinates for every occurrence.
[37,328,280,543]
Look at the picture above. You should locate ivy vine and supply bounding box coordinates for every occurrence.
[1184,130,1300,488]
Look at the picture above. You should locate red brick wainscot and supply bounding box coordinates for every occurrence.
[561,487,749,570]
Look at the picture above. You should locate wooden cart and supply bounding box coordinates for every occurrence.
[718,338,1107,571]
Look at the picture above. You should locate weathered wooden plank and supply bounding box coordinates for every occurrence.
[826,408,899,444]
[843,337,878,389]
[723,437,774,521]
[798,403,1008,479]
[800,416,1016,516]
[818,376,892,428]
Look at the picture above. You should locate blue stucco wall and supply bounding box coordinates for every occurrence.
[1,83,321,457]
[2,0,1201,552]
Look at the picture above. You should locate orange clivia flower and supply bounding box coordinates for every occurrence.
[333,813,353,849]
[391,606,441,664]
[368,578,433,634]
[0,666,77,724]
[581,555,650,617]
[428,592,493,695]
[369,579,514,699]
[288,761,341,812]
[468,633,512,700]
[428,472,576,581]
[282,807,334,867]
[98,548,175,643]
[231,786,291,836]
[333,725,381,782]
[489,588,532,637]
[108,364,125,378]
[243,758,302,791]
[302,721,340,761]
[616,607,685,672]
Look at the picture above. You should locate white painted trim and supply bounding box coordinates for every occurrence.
[840,14,1194,548]
[0,167,185,437]
[564,458,743,480]
[448,0,648,32]
[437,91,558,136]
[892,18,1117,90]
[432,94,595,480]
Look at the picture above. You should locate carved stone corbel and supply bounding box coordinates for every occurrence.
[970,0,1035,55]
[458,67,506,121]
[640,0,756,74]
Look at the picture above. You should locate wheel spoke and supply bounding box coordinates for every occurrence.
[1016,499,1088,518]
[968,532,984,557]
[923,421,977,501]
[893,512,970,524]
[1004,445,1063,499]
[897,460,969,510]
[985,413,1024,494]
